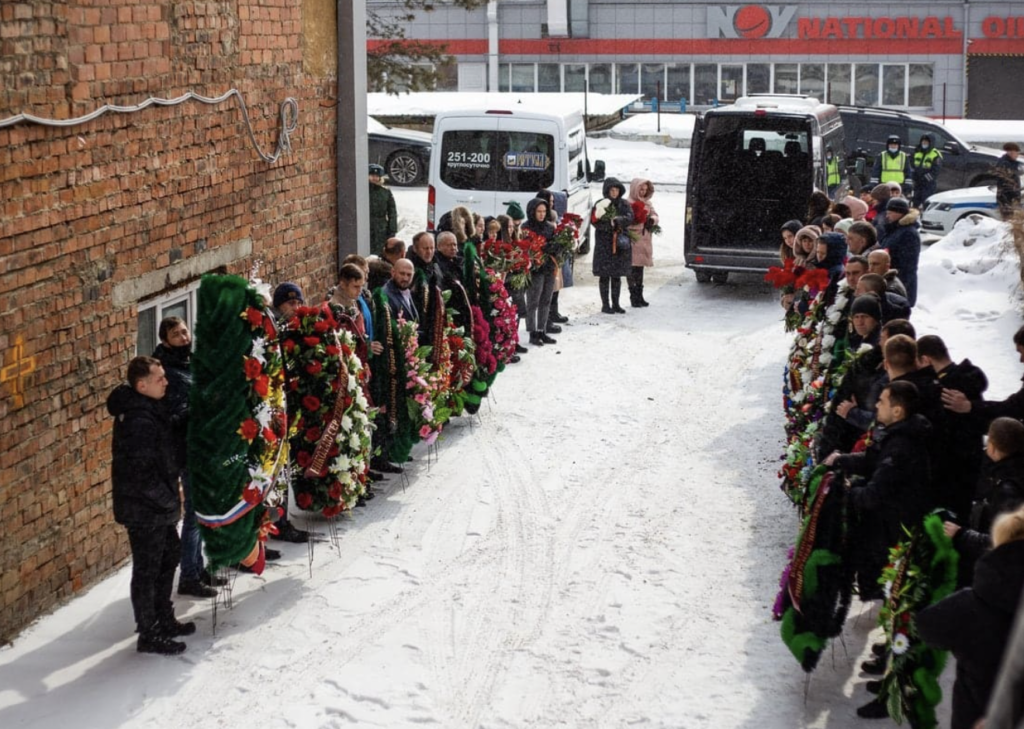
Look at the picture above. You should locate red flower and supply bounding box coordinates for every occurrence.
[296,450,313,468]
[305,426,322,442]
[303,336,321,347]
[341,344,353,359]
[322,504,343,518]
[262,316,277,339]
[302,395,321,412]
[325,344,341,357]
[288,379,299,391]
[262,427,277,444]
[238,418,260,442]
[243,358,262,380]
[314,320,330,333]
[296,492,313,509]
[283,338,296,353]
[242,484,263,505]
[631,200,648,226]
[245,307,263,328]
[306,360,323,376]
[289,316,301,330]
[328,481,343,500]
[253,375,270,398]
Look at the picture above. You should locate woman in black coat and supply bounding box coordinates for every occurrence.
[917,508,1024,729]
[521,197,560,345]
[590,177,633,314]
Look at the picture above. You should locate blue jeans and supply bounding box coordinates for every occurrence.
[179,470,204,582]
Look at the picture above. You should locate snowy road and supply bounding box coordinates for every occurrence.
[0,185,955,728]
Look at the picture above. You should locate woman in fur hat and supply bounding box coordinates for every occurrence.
[626,178,658,308]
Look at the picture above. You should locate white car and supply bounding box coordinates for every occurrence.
[921,186,1002,236]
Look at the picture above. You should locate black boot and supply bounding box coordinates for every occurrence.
[610,278,626,314]
[137,629,187,655]
[529,331,545,346]
[636,267,650,306]
[599,277,613,314]
[549,291,568,324]
[628,267,642,307]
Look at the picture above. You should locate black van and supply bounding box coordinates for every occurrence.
[837,106,1004,193]
[684,95,846,283]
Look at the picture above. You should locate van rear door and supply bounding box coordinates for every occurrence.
[435,116,501,223]
[495,116,559,208]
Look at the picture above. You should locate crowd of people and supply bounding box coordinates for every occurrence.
[106,168,663,656]
[768,180,1024,729]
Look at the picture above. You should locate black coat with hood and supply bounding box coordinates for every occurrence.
[106,384,180,527]
[879,209,922,306]
[954,454,1024,563]
[153,342,190,470]
[590,178,633,278]
[917,539,1024,729]
[521,197,559,276]
[934,359,990,520]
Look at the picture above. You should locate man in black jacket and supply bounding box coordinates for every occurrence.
[107,356,194,655]
[153,318,217,598]
[943,324,1024,426]
[994,142,1022,217]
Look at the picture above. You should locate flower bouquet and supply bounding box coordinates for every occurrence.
[282,306,373,517]
[481,236,532,287]
[397,317,449,445]
[875,515,958,729]
[487,270,519,366]
[550,212,583,263]
[189,274,289,571]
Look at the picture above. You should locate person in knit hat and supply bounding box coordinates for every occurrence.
[850,292,883,323]
[880,196,922,307]
[272,282,304,318]
[843,195,870,221]
[867,183,892,234]
[503,200,525,225]
[835,218,855,236]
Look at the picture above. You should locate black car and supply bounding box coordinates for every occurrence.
[837,106,1004,193]
[368,117,432,186]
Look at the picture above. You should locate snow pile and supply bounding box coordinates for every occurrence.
[367,92,641,118]
[607,112,696,147]
[914,216,1024,398]
[942,119,1024,147]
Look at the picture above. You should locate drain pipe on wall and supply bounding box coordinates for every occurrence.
[488,1,499,91]
[962,0,970,117]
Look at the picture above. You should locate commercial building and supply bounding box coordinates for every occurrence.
[368,0,1024,118]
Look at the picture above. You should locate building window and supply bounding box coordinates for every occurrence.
[641,63,665,100]
[800,63,825,99]
[720,64,743,101]
[137,281,200,356]
[854,63,879,106]
[774,64,798,94]
[908,64,933,107]
[882,64,907,106]
[497,63,510,92]
[589,63,612,94]
[616,63,639,94]
[694,64,716,104]
[666,63,691,103]
[511,63,535,92]
[538,63,560,92]
[564,63,586,92]
[826,64,851,105]
[747,64,770,94]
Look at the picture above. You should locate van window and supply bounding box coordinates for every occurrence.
[568,128,585,184]
[440,130,555,192]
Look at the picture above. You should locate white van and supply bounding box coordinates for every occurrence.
[427,107,602,234]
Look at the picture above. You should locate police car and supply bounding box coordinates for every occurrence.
[920,186,1002,236]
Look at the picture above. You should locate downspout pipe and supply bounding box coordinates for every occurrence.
[488,1,499,91]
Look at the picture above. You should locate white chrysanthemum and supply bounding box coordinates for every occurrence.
[349,433,361,450]
[827,309,842,324]
[594,199,611,218]
[858,343,874,355]
[820,353,833,366]
[821,334,836,349]
[339,414,353,432]
[251,337,267,364]
[892,633,909,655]
[791,391,806,404]
[254,402,273,430]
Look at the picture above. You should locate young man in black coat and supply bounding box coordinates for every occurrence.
[994,142,1023,217]
[107,356,194,655]
[943,324,1024,428]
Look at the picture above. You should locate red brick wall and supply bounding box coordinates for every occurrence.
[0,1,338,642]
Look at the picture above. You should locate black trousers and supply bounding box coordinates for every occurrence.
[126,524,181,632]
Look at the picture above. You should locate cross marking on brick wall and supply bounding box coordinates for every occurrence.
[1,336,36,409]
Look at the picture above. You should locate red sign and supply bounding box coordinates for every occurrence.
[982,16,1024,38]
[798,16,961,40]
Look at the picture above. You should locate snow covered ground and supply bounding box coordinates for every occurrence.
[2,137,1022,729]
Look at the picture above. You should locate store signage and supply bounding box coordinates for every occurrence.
[708,5,962,40]
[707,5,798,39]
[797,15,961,39]
[981,16,1024,38]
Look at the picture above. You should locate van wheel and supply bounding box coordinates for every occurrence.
[695,270,712,283]
[711,271,729,284]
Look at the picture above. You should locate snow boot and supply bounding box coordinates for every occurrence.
[138,630,186,655]
[610,278,626,314]
[549,291,568,323]
[529,331,545,346]
[599,277,613,314]
[855,698,889,719]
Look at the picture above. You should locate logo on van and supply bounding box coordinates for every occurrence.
[503,151,550,171]
[707,4,798,39]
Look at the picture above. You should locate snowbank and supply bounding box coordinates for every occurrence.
[368,92,641,118]
[915,216,1023,398]
[607,112,696,147]
[942,119,1024,147]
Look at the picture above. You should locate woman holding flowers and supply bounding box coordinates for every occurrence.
[591,177,633,314]
[626,178,658,308]
[521,197,559,346]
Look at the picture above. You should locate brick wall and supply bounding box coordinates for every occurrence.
[0,0,339,643]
